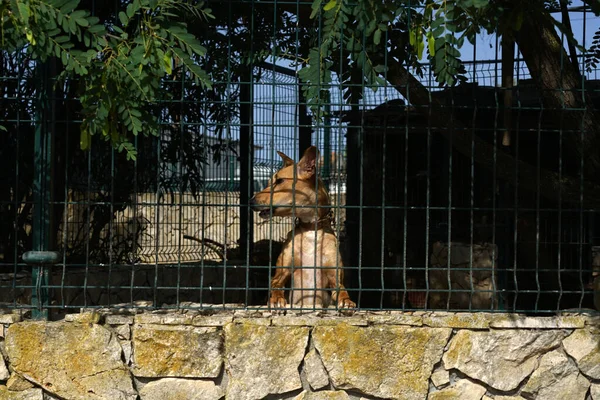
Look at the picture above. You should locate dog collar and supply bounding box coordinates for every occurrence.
[295,211,334,230]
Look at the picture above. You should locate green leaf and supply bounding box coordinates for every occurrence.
[434,37,446,52]
[373,29,381,45]
[59,0,79,14]
[17,2,30,21]
[433,25,445,38]
[126,3,135,18]
[163,52,173,75]
[25,28,36,45]
[0,125,7,132]
[71,10,86,20]
[68,17,77,34]
[471,0,489,8]
[310,0,323,19]
[323,0,337,11]
[88,24,105,34]
[75,17,89,27]
[80,129,91,150]
[118,11,128,26]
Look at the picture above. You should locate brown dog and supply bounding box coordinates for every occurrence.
[250,146,355,311]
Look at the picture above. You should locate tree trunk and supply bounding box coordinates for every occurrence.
[516,9,600,178]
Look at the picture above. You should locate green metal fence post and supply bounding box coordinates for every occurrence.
[323,102,331,185]
[24,60,57,320]
[298,88,312,156]
[239,68,254,265]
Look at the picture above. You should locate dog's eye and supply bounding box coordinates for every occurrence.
[275,178,284,185]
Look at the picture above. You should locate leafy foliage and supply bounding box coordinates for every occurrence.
[2,0,598,157]
[297,0,495,117]
[580,1,600,72]
[298,0,595,117]
[585,28,600,73]
[1,0,214,160]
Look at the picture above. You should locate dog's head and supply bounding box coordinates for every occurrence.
[250,146,330,222]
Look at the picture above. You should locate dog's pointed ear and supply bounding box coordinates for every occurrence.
[298,146,319,179]
[277,151,294,167]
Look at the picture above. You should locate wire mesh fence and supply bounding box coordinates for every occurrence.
[1,0,600,317]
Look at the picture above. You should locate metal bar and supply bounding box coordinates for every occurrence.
[298,88,312,157]
[345,105,360,304]
[323,103,331,185]
[239,67,254,269]
[30,60,56,319]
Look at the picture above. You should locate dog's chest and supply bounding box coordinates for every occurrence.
[290,230,330,307]
[295,230,325,266]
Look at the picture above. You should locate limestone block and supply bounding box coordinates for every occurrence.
[138,378,223,400]
[132,324,222,378]
[63,311,101,324]
[591,383,600,400]
[563,328,600,379]
[366,313,423,326]
[224,323,309,400]
[5,374,34,391]
[192,315,234,327]
[293,391,350,400]
[313,324,451,400]
[430,368,450,388]
[0,387,43,400]
[5,321,136,400]
[521,350,589,400]
[0,316,21,324]
[111,324,130,340]
[271,316,321,327]
[443,329,567,391]
[303,349,329,390]
[104,315,134,325]
[489,315,585,329]
[428,379,487,400]
[423,312,490,329]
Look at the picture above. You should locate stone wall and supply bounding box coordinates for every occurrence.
[1,310,599,400]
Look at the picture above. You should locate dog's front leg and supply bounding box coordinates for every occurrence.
[269,248,292,309]
[326,267,356,311]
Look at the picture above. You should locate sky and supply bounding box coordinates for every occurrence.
[460,0,600,65]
